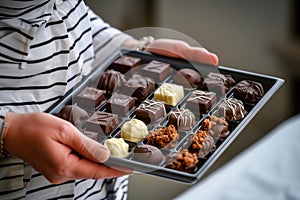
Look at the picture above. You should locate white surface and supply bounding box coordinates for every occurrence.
[175,114,300,200]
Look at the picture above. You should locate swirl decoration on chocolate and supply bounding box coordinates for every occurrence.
[111,93,132,104]
[216,98,246,121]
[188,90,214,101]
[168,108,195,131]
[97,70,125,94]
[234,80,264,103]
[138,100,166,115]
[188,130,215,158]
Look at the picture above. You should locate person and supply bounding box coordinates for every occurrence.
[175,114,300,200]
[0,0,218,199]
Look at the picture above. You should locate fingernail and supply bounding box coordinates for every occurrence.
[209,53,219,66]
[94,145,110,163]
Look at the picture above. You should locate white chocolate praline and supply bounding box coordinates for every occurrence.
[104,138,129,158]
[154,83,184,106]
[121,118,148,142]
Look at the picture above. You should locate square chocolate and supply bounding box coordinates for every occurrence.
[185,90,216,114]
[112,55,141,74]
[76,87,105,111]
[135,99,166,124]
[140,60,172,81]
[84,111,119,136]
[106,93,135,116]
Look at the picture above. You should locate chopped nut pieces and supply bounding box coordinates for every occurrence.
[188,130,215,158]
[167,149,198,173]
[202,115,230,139]
[146,124,179,148]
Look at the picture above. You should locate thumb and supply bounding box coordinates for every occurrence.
[71,131,111,163]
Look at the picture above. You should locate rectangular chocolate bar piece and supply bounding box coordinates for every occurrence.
[84,111,119,136]
[76,87,105,111]
[106,93,135,116]
[135,99,166,124]
[140,60,172,81]
[185,90,216,114]
[112,55,141,74]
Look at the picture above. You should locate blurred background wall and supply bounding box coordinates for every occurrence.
[85,0,299,199]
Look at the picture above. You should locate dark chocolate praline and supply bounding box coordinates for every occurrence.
[234,80,264,103]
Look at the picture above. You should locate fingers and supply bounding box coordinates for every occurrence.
[187,46,219,66]
[47,154,130,184]
[59,125,111,163]
[68,155,130,180]
[145,38,219,66]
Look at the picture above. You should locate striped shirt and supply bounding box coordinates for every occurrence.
[0,0,131,199]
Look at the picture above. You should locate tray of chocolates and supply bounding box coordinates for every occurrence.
[48,48,284,183]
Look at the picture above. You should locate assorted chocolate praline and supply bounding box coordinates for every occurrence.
[57,55,267,175]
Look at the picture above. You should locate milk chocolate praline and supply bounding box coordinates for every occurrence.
[57,105,89,127]
[203,72,235,96]
[215,98,247,121]
[173,68,203,88]
[167,108,196,131]
[187,130,215,158]
[132,145,165,165]
[112,55,141,74]
[135,99,166,124]
[121,74,155,101]
[97,69,126,95]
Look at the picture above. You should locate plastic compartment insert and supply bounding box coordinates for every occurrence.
[47,49,284,184]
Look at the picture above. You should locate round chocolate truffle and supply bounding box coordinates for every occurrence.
[173,68,203,88]
[97,69,125,95]
[57,105,89,127]
[132,145,165,165]
[234,80,264,103]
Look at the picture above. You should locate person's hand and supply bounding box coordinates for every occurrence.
[3,112,129,184]
[145,38,219,66]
